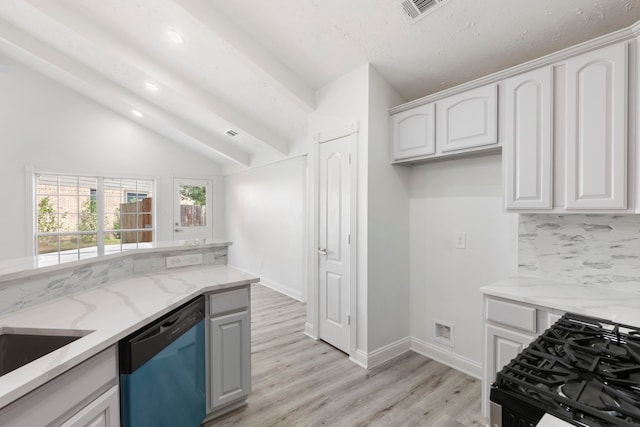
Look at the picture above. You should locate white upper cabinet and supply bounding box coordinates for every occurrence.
[392,103,435,161]
[565,43,628,209]
[436,83,498,153]
[504,67,553,209]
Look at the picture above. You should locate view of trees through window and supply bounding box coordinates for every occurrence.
[35,174,154,264]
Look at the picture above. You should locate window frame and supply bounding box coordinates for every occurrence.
[31,172,156,264]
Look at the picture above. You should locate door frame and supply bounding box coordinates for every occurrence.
[172,178,214,241]
[306,123,359,359]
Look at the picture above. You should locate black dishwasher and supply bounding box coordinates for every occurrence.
[119,296,206,427]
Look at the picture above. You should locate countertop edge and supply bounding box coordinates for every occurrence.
[0,264,258,410]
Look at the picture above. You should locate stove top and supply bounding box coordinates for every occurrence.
[492,313,640,426]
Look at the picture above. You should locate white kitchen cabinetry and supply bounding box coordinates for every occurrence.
[565,43,628,209]
[504,67,553,209]
[392,103,435,161]
[504,42,631,212]
[436,83,499,154]
[482,296,564,418]
[207,286,251,418]
[60,385,119,427]
[0,347,119,427]
[390,83,500,163]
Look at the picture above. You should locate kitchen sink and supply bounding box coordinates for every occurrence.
[0,329,90,376]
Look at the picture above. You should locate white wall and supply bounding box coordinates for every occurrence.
[409,154,518,376]
[224,156,307,301]
[0,55,221,261]
[306,64,370,353]
[366,66,411,351]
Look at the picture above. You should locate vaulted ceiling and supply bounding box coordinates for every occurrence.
[1,0,639,173]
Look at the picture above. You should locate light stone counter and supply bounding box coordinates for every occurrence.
[481,276,640,327]
[0,264,259,410]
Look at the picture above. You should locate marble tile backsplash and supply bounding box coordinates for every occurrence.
[519,214,640,291]
[0,246,228,316]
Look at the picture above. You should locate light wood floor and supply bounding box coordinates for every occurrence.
[206,284,485,427]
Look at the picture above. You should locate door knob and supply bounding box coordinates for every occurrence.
[318,248,327,255]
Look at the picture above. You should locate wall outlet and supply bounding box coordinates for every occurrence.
[454,231,466,249]
[433,320,455,347]
[166,253,203,269]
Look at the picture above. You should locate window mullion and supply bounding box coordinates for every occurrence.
[97,178,105,256]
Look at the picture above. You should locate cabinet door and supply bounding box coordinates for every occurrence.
[391,103,435,160]
[504,67,553,209]
[482,325,535,417]
[436,83,498,153]
[60,385,119,427]
[210,310,250,410]
[566,43,628,209]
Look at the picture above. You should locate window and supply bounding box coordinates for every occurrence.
[35,174,155,265]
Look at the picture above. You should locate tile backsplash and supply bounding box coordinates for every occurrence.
[519,214,640,290]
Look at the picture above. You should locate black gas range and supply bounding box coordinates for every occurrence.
[490,312,640,427]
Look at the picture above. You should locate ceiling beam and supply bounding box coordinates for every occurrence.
[173,0,316,113]
[0,18,250,166]
[18,0,290,156]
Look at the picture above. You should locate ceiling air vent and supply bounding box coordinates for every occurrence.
[402,0,447,19]
[224,129,238,137]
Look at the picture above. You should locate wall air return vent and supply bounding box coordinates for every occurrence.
[401,0,448,20]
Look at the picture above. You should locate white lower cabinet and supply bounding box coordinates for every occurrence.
[60,385,119,427]
[207,287,251,417]
[482,296,564,419]
[0,347,118,427]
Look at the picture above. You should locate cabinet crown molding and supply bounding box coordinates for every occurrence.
[390,21,638,115]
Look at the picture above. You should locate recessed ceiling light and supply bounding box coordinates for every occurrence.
[145,82,159,92]
[131,109,143,118]
[167,29,183,44]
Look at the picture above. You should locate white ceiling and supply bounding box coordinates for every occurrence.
[1,0,639,171]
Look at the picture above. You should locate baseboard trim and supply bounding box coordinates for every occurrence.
[258,277,303,302]
[366,337,412,369]
[350,350,368,369]
[410,337,482,379]
[228,265,304,302]
[304,322,317,340]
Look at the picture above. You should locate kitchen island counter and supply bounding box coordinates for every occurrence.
[0,263,258,411]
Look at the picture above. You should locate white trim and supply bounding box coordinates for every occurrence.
[350,349,368,369]
[258,277,303,302]
[410,337,482,380]
[25,166,35,258]
[364,337,412,369]
[315,123,359,144]
[304,322,317,340]
[390,25,636,114]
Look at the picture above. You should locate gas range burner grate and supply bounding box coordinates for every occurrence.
[495,313,640,427]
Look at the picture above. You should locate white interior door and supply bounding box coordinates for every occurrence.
[173,178,212,240]
[318,136,351,353]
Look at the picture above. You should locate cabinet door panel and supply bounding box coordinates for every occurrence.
[566,43,627,209]
[504,67,553,209]
[210,311,250,410]
[392,103,435,160]
[60,386,119,427]
[437,84,498,153]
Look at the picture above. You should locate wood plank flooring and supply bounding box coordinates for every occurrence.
[206,284,485,427]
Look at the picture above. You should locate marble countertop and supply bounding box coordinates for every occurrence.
[0,238,232,283]
[0,264,258,410]
[480,276,640,327]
